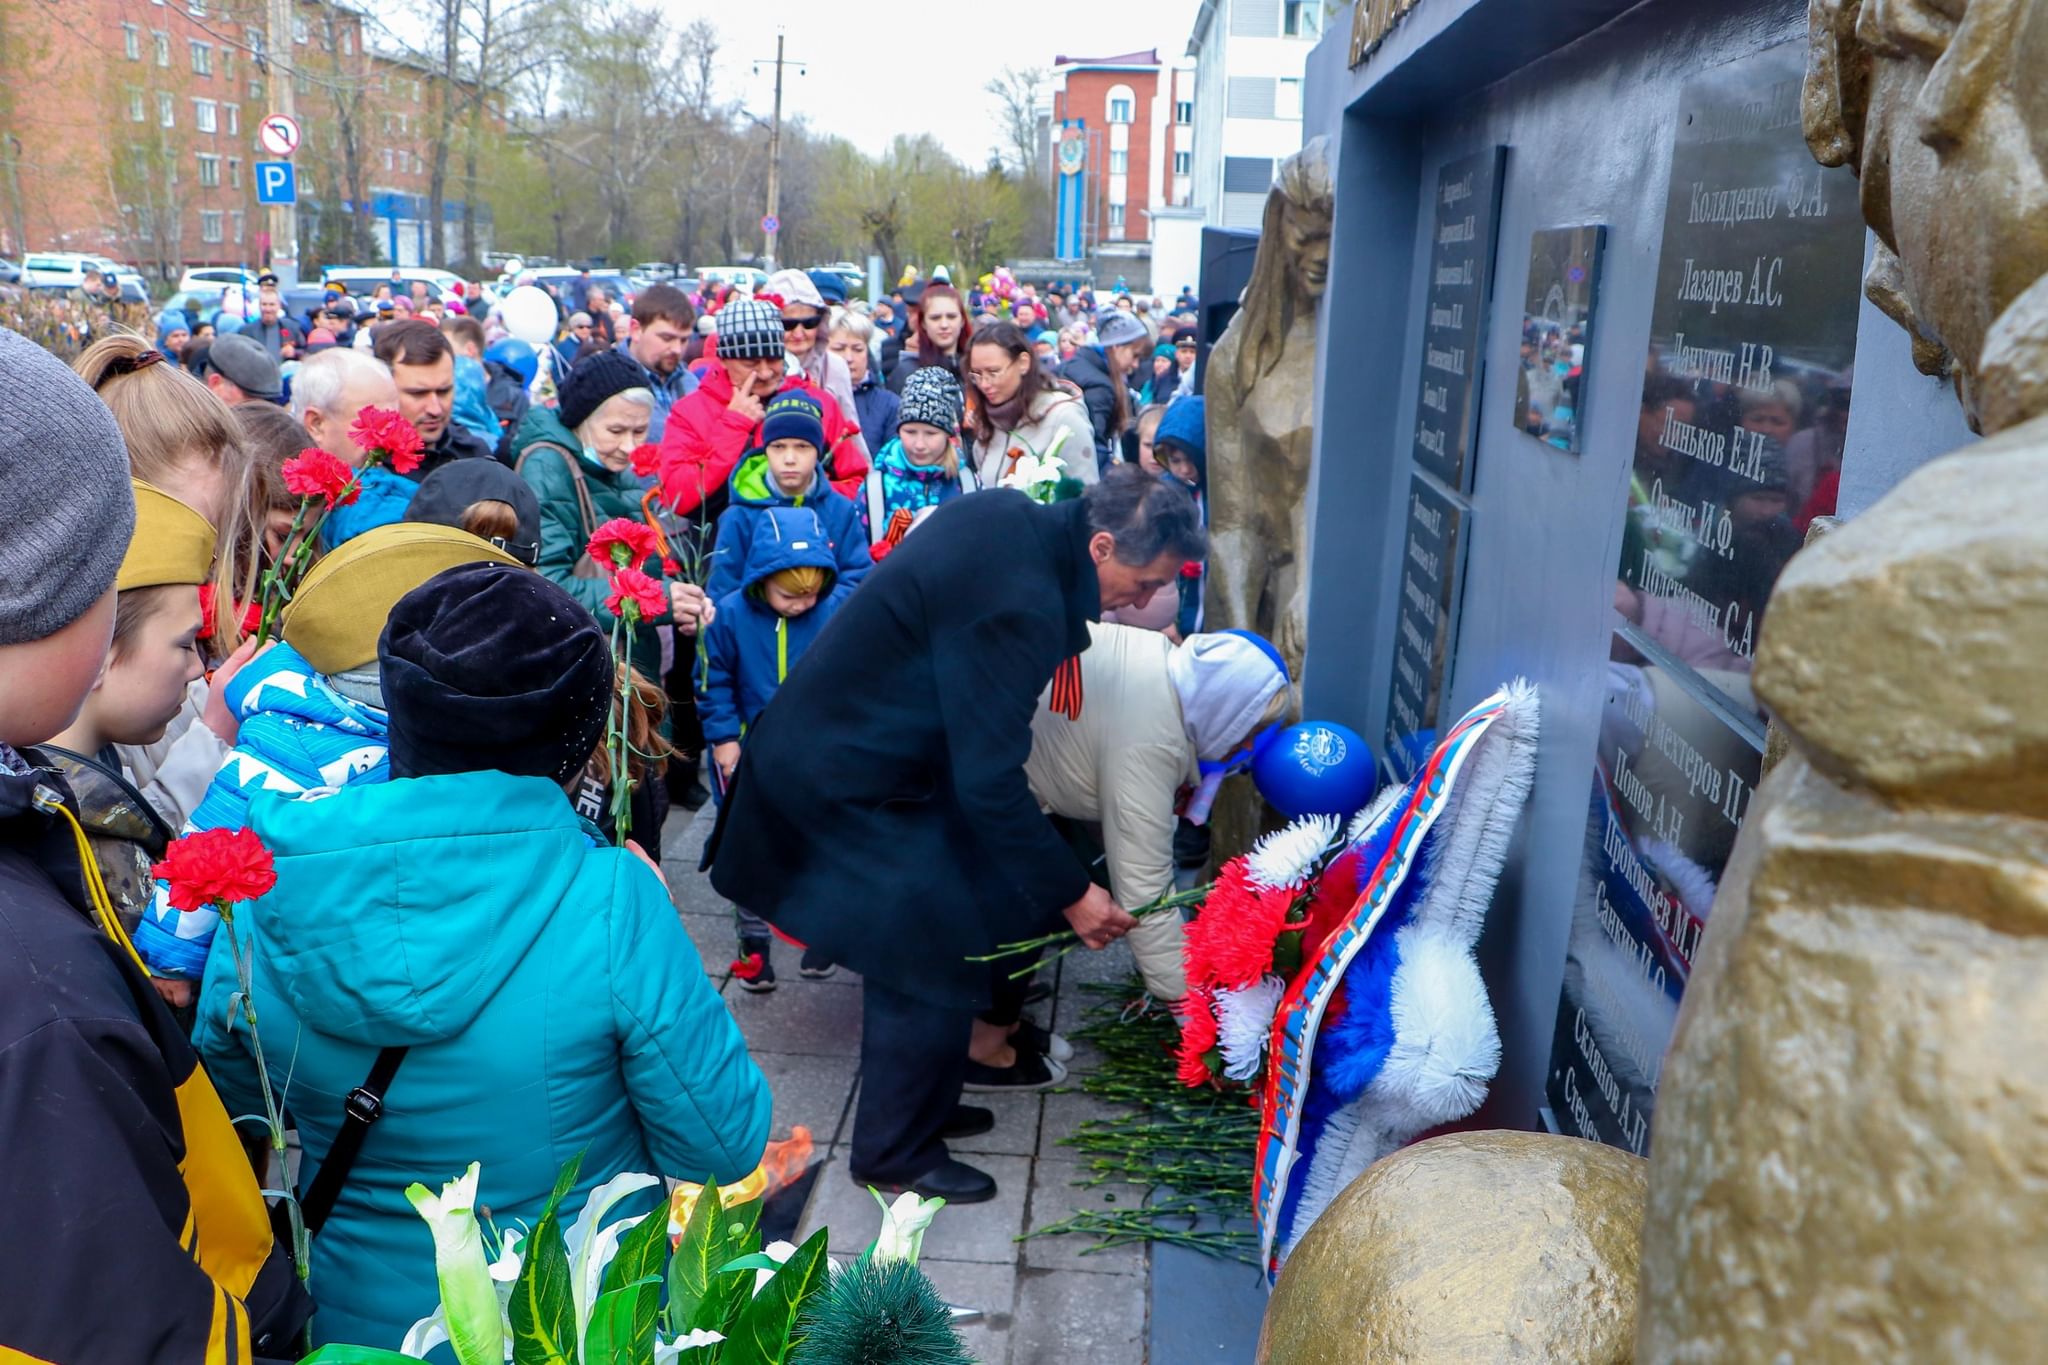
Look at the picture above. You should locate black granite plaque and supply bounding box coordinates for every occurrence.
[1617,41,1864,718]
[1517,225,1606,453]
[1383,472,1467,781]
[1411,147,1506,493]
[1544,631,1764,1155]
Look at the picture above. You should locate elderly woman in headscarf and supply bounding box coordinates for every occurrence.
[994,623,1289,1059]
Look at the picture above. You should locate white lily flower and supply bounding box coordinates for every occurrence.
[1246,814,1341,890]
[653,1327,728,1361]
[870,1187,946,1266]
[563,1171,660,1358]
[752,1238,799,1295]
[1215,976,1287,1081]
[398,1307,449,1361]
[403,1163,504,1365]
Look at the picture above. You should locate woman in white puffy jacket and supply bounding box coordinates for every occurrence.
[1021,623,1292,1001]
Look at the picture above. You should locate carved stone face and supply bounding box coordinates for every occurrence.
[1282,199,1332,302]
[1856,0,2048,407]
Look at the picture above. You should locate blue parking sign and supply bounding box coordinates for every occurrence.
[255,161,296,205]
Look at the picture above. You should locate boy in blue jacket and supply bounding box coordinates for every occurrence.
[705,389,872,602]
[701,503,849,991]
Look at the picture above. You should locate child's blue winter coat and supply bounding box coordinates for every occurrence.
[699,505,849,744]
[192,769,770,1352]
[134,642,390,979]
[859,437,974,547]
[319,463,419,548]
[704,450,871,602]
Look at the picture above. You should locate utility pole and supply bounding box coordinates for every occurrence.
[265,0,299,284]
[753,32,804,273]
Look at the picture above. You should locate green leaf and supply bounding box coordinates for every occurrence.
[713,1252,786,1276]
[717,1227,830,1365]
[663,1179,725,1337]
[686,1197,765,1338]
[510,1153,585,1365]
[299,1348,425,1364]
[596,1204,671,1365]
[582,1277,662,1365]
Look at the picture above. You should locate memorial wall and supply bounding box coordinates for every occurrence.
[1297,0,1971,1134]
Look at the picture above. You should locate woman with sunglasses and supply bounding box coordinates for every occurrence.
[763,270,869,472]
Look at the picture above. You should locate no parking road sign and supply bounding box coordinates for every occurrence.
[761,214,780,234]
[255,161,297,205]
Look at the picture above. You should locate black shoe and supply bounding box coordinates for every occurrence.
[798,946,837,980]
[855,1157,997,1204]
[941,1104,995,1140]
[735,937,776,993]
[1012,1018,1074,1063]
[677,776,711,812]
[963,1050,1067,1092]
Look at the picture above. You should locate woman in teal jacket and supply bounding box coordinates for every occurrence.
[194,563,769,1352]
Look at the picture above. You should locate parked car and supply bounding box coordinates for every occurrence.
[0,256,19,285]
[321,266,468,304]
[632,261,679,282]
[528,268,635,309]
[177,265,258,295]
[21,252,101,289]
[698,266,767,296]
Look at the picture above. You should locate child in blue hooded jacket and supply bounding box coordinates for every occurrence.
[701,503,849,991]
[704,389,872,602]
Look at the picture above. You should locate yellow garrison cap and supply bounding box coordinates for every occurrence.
[281,521,520,674]
[117,480,216,591]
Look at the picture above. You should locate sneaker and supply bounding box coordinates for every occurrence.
[962,1050,1067,1092]
[734,937,777,993]
[798,946,837,980]
[1012,1018,1074,1064]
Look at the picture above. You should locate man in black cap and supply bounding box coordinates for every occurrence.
[198,330,284,405]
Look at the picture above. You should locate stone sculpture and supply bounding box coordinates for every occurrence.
[1638,1,2048,1357]
[1258,1131,1647,1365]
[1203,135,1332,682]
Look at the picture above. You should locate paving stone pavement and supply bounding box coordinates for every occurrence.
[660,800,1258,1363]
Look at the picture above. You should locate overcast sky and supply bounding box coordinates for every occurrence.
[690,0,1206,165]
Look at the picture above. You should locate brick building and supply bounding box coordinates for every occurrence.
[0,0,491,276]
[1048,48,1195,285]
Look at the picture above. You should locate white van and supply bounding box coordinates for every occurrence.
[177,265,257,295]
[21,252,100,288]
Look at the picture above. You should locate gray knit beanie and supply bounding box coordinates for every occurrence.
[0,327,137,644]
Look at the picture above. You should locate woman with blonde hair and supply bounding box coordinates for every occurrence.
[72,332,270,828]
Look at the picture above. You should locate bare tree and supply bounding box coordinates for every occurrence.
[985,65,1047,180]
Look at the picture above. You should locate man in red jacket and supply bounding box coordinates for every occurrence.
[658,297,869,519]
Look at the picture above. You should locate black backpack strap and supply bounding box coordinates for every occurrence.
[298,1046,409,1237]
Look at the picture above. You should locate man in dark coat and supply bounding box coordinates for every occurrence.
[708,467,1206,1202]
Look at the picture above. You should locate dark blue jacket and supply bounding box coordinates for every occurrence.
[852,370,901,453]
[705,451,872,602]
[699,506,849,743]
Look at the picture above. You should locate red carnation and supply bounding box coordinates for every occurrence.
[1176,988,1222,1088]
[630,443,662,479]
[730,951,765,982]
[588,517,659,570]
[1182,859,1297,992]
[1180,560,1203,580]
[154,827,277,914]
[606,566,668,623]
[280,447,362,509]
[349,405,425,475]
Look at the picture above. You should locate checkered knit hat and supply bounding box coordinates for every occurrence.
[714,297,786,361]
[898,366,962,439]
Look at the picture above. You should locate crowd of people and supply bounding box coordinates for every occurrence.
[0,258,1268,1360]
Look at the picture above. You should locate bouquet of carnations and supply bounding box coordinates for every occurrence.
[1174,813,1371,1088]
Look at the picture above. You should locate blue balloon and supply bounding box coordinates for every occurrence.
[1253,720,1378,818]
[485,337,539,387]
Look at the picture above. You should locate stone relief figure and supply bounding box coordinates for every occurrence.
[1203,135,1333,680]
[1640,0,2048,1357]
